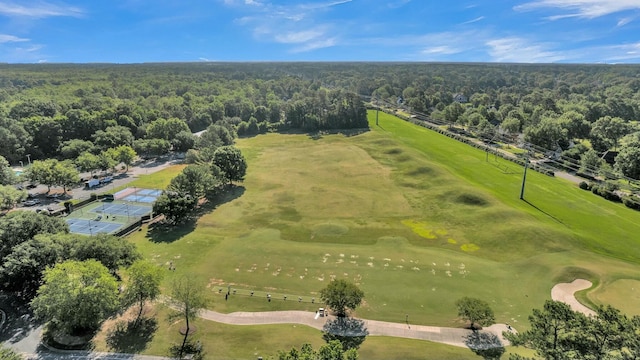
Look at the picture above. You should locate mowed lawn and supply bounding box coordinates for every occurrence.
[119,111,640,359]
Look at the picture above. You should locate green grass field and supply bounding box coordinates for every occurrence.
[111,111,640,359]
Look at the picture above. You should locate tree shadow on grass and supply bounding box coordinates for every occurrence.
[146,185,245,243]
[464,331,505,360]
[322,317,368,350]
[105,317,158,353]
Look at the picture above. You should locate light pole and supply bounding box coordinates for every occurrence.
[26,154,31,166]
[19,161,23,168]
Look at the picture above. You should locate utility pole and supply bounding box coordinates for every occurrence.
[520,148,530,200]
[375,97,379,126]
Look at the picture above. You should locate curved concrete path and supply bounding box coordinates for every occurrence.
[195,308,511,348]
[551,279,595,316]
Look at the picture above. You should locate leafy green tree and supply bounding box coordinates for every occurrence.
[122,260,163,325]
[455,297,495,330]
[212,146,247,185]
[153,191,196,225]
[0,344,23,360]
[170,276,207,359]
[579,149,604,175]
[93,125,134,150]
[0,233,70,295]
[24,159,79,193]
[0,117,31,164]
[0,185,26,211]
[58,139,95,160]
[197,124,235,149]
[591,116,630,151]
[0,155,17,185]
[133,138,171,158]
[146,117,190,141]
[75,151,101,175]
[70,233,140,273]
[277,341,358,360]
[615,145,640,180]
[524,117,569,150]
[0,211,68,260]
[172,130,196,152]
[320,279,364,317]
[98,150,117,174]
[31,259,120,334]
[504,300,579,360]
[168,164,218,199]
[113,145,137,171]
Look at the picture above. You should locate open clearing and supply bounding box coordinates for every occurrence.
[119,112,640,359]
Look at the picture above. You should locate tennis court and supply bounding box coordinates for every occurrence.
[66,218,123,235]
[114,187,162,203]
[90,202,151,217]
[122,195,156,203]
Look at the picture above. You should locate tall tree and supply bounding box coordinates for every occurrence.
[615,145,640,180]
[319,279,364,317]
[0,185,26,211]
[168,164,218,199]
[24,159,79,193]
[591,116,630,151]
[31,259,120,335]
[70,233,140,273]
[112,145,137,171]
[212,146,247,185]
[455,297,495,330]
[153,191,196,224]
[170,276,207,359]
[0,211,68,260]
[504,300,580,360]
[122,260,163,325]
[75,151,101,175]
[0,155,17,185]
[93,125,134,150]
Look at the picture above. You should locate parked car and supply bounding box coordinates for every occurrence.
[24,199,41,206]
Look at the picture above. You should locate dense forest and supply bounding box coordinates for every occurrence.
[1,62,640,183]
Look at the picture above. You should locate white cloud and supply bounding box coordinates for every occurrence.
[421,46,460,55]
[617,17,634,26]
[515,0,640,19]
[275,30,325,44]
[486,37,566,62]
[0,1,83,18]
[461,16,485,25]
[292,37,337,53]
[0,34,28,43]
[224,0,350,52]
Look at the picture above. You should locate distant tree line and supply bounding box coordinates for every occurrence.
[0,63,368,167]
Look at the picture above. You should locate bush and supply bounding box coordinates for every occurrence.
[591,185,600,194]
[579,181,591,190]
[622,196,640,211]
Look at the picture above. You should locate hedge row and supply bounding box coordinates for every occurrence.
[578,181,640,211]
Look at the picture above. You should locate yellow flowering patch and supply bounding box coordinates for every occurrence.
[401,220,437,239]
[461,243,480,252]
[447,238,457,244]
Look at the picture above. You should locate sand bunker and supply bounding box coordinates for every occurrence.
[551,279,595,316]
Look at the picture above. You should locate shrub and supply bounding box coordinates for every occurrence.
[622,196,640,211]
[579,181,591,190]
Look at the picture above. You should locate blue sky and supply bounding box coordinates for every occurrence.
[1,0,640,63]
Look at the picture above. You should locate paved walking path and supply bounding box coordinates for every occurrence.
[194,307,511,349]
